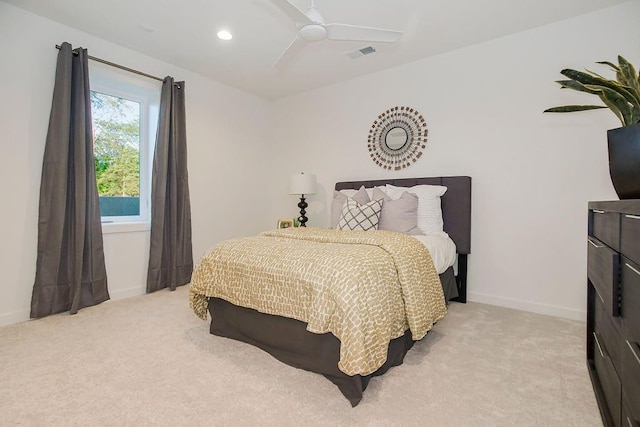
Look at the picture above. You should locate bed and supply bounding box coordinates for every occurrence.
[189,176,471,406]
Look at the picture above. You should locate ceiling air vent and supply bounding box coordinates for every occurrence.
[347,46,377,59]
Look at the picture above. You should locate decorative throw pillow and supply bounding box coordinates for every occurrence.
[365,186,382,200]
[337,198,383,231]
[331,186,370,229]
[372,187,420,234]
[385,184,447,234]
[338,189,358,198]
[338,186,381,201]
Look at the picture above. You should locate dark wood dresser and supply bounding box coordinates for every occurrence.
[588,200,640,426]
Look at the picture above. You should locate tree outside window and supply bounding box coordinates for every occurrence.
[91,91,141,217]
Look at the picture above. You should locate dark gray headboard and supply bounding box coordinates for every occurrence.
[335,176,471,255]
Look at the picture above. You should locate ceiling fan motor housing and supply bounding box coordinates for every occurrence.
[300,24,327,41]
[271,0,402,68]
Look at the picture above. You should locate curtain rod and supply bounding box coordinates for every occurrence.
[55,44,166,83]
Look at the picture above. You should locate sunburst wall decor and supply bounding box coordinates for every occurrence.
[367,106,428,170]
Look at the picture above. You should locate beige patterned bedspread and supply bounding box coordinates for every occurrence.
[189,227,446,376]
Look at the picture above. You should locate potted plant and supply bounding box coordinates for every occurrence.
[544,55,640,199]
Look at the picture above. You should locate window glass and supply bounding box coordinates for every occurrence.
[91,91,141,217]
[89,63,160,224]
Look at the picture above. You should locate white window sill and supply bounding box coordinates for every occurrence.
[101,221,151,234]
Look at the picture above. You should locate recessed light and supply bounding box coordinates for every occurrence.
[217,30,232,41]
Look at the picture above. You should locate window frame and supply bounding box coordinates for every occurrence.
[89,63,161,227]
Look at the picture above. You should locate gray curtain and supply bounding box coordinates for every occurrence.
[146,77,193,293]
[31,42,109,318]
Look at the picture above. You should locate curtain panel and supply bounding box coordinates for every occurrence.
[147,77,193,293]
[31,42,109,318]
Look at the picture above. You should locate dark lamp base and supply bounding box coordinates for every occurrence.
[297,196,308,227]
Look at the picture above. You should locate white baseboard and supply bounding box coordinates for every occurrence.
[2,289,584,326]
[0,287,145,328]
[467,292,586,322]
[0,310,30,327]
[108,286,145,301]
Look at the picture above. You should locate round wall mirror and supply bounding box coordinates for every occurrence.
[385,127,408,150]
[367,106,428,170]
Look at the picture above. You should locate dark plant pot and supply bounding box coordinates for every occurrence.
[607,123,640,200]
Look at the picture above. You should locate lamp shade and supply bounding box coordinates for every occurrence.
[289,173,317,195]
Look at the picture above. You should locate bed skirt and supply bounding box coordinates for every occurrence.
[208,297,414,406]
[206,267,457,406]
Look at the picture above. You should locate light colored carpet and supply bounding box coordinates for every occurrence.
[0,286,601,426]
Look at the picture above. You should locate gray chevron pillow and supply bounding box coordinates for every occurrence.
[337,198,383,231]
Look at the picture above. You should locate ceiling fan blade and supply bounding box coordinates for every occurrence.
[269,0,313,25]
[325,24,403,43]
[273,36,308,69]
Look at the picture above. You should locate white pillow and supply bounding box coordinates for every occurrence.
[385,184,447,234]
[342,186,381,200]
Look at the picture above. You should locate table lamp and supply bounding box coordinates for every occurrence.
[289,172,317,227]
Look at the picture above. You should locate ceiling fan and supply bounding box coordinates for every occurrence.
[270,0,403,69]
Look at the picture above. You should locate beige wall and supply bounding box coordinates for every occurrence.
[0,2,274,325]
[1,1,638,325]
[270,2,640,320]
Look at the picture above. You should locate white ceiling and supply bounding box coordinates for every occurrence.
[2,0,630,99]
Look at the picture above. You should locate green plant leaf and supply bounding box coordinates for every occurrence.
[587,85,633,126]
[545,56,640,126]
[543,105,607,113]
[618,56,640,94]
[586,68,611,80]
[561,68,616,88]
[596,60,619,72]
[556,79,601,94]
[563,70,640,105]
[563,69,633,98]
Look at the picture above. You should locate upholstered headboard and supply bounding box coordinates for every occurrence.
[335,176,472,303]
[335,176,472,255]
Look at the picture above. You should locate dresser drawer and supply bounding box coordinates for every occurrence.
[596,295,623,370]
[595,331,622,426]
[592,209,621,251]
[589,236,621,317]
[622,214,640,266]
[623,396,640,426]
[622,339,640,422]
[623,258,640,345]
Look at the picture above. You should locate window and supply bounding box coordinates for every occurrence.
[89,64,160,226]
